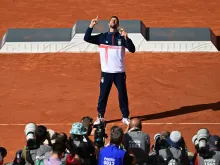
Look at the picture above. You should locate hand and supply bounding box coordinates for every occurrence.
[89,15,98,28]
[124,123,130,133]
[119,28,128,40]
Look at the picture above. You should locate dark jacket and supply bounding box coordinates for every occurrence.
[84,27,136,53]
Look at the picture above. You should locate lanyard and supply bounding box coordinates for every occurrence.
[48,159,51,165]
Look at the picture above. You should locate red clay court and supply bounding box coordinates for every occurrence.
[0,0,220,162]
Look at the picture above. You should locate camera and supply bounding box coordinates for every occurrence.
[192,135,199,147]
[24,123,39,150]
[196,128,210,156]
[154,133,161,142]
[93,122,108,148]
[81,116,93,136]
[197,128,209,148]
[153,133,168,153]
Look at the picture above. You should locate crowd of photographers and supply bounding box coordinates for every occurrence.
[1,116,220,165]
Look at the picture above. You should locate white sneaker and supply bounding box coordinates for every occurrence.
[94,117,105,125]
[122,118,130,125]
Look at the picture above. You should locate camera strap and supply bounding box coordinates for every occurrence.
[26,148,35,165]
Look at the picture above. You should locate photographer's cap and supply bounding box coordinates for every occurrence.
[170,131,182,143]
[70,122,87,135]
[209,135,220,150]
[165,131,182,148]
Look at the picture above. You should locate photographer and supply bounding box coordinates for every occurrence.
[37,142,66,165]
[193,129,220,165]
[81,116,93,137]
[193,128,210,165]
[0,147,7,165]
[207,135,220,164]
[21,125,52,165]
[151,131,170,155]
[147,132,170,165]
[123,118,150,165]
[157,131,190,165]
[41,132,81,165]
[68,122,98,165]
[98,126,136,165]
[43,129,58,146]
[93,120,108,150]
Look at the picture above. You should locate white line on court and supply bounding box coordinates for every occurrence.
[0,122,220,126]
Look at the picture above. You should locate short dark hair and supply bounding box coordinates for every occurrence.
[55,132,68,143]
[52,142,66,155]
[35,125,48,143]
[110,16,119,25]
[110,126,124,145]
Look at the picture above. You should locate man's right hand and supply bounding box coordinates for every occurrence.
[89,15,98,28]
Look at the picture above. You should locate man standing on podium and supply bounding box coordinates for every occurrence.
[84,15,136,126]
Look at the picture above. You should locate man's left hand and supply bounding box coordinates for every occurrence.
[120,28,128,40]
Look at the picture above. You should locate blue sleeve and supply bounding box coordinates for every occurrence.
[84,27,102,45]
[124,38,136,53]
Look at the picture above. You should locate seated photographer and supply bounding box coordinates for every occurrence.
[21,125,52,165]
[157,131,190,165]
[123,118,150,165]
[68,122,98,165]
[98,126,136,165]
[193,129,220,165]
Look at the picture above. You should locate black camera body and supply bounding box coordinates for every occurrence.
[153,134,169,155]
[26,139,39,150]
[93,122,108,148]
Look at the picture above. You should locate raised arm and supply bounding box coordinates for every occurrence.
[84,27,102,45]
[83,15,102,45]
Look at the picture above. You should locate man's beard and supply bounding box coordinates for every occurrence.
[109,23,118,29]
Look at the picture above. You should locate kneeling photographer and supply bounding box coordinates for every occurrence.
[21,124,52,165]
[68,122,98,165]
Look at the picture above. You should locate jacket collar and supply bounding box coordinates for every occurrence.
[128,127,141,132]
